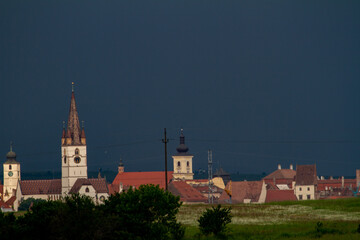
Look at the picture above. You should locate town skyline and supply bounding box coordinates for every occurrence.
[1,1,359,176]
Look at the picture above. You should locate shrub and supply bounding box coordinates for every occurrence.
[100,184,184,240]
[18,198,46,211]
[198,204,232,236]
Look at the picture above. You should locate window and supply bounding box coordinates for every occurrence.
[299,187,302,191]
[64,156,67,164]
[177,161,181,167]
[187,161,189,167]
[307,195,311,200]
[299,195,303,200]
[74,157,81,164]
[9,165,12,170]
[75,148,79,155]
[307,187,310,191]
[85,187,89,193]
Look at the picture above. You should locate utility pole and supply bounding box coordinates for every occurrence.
[162,128,169,191]
[208,149,213,204]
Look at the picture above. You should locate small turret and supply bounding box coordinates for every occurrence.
[118,159,124,173]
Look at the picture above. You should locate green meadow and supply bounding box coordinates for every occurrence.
[178,198,360,239]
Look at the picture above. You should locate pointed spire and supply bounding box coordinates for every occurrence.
[66,83,82,145]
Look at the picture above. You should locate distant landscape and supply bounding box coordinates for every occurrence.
[0,171,355,184]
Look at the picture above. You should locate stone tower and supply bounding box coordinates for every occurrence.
[61,83,88,195]
[3,143,21,202]
[172,129,194,180]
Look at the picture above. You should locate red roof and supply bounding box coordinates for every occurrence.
[112,171,173,190]
[317,179,357,191]
[168,181,207,203]
[263,169,296,180]
[265,189,297,203]
[295,165,317,185]
[20,179,62,195]
[0,200,11,209]
[218,181,264,204]
[5,196,16,206]
[69,178,109,194]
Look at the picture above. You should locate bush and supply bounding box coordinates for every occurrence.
[18,198,46,211]
[198,204,232,236]
[100,184,184,240]
[0,185,184,240]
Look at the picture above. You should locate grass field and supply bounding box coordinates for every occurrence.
[178,198,360,239]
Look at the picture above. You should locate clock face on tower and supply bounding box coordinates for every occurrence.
[8,171,13,177]
[74,157,81,164]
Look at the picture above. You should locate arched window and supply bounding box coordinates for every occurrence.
[9,165,12,170]
[64,156,67,164]
[187,161,189,167]
[85,187,89,193]
[177,161,181,167]
[75,148,79,155]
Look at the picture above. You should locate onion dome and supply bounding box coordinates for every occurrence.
[176,129,189,154]
[6,142,16,159]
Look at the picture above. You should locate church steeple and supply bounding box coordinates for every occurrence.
[176,129,189,155]
[63,82,84,146]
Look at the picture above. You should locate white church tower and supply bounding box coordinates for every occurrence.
[61,83,88,195]
[172,129,194,180]
[3,143,21,202]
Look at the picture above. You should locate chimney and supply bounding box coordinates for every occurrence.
[330,176,333,180]
[289,164,293,170]
[278,164,281,170]
[321,176,324,180]
[341,176,344,189]
[356,170,360,187]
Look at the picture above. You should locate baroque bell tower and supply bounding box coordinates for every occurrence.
[172,129,194,180]
[61,83,87,195]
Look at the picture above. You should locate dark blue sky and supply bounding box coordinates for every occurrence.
[1,1,359,176]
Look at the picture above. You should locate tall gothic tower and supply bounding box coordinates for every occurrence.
[61,83,87,195]
[3,143,21,202]
[172,129,194,180]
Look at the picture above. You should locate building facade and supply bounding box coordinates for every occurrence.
[172,129,194,180]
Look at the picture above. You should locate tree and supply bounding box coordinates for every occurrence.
[198,204,232,236]
[100,184,184,240]
[18,198,46,211]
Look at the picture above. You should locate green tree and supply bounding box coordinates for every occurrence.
[198,204,232,236]
[100,184,184,240]
[18,198,46,211]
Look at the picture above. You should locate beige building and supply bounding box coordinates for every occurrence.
[172,129,194,180]
[3,144,21,202]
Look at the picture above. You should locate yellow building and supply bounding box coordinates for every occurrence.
[172,129,194,180]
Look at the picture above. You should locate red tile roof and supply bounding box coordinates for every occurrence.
[168,181,207,203]
[20,179,62,195]
[295,165,317,185]
[263,169,296,180]
[218,181,264,204]
[317,179,357,191]
[69,178,109,194]
[5,196,16,206]
[265,189,297,203]
[0,200,11,209]
[112,171,173,190]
